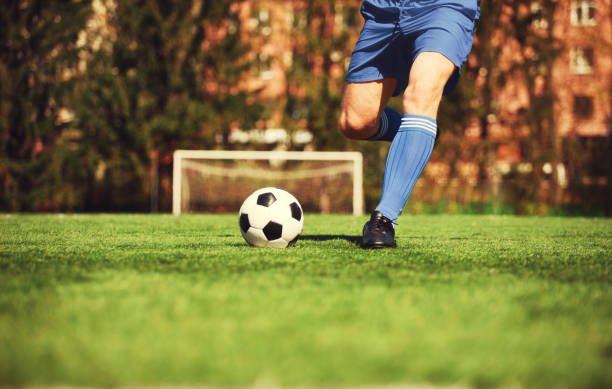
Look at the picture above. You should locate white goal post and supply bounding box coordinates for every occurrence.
[172,150,364,216]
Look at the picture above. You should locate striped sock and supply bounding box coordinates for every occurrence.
[375,114,437,222]
[367,107,402,142]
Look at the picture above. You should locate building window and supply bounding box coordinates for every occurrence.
[573,96,594,119]
[570,47,594,74]
[530,2,548,29]
[571,1,596,26]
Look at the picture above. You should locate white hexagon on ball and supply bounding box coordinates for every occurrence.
[238,187,304,248]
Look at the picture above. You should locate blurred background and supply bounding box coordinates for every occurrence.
[1,0,610,215]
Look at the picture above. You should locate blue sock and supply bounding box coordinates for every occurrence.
[375,114,437,222]
[368,107,402,142]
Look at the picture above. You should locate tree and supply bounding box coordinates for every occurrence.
[447,1,561,214]
[72,0,260,211]
[0,0,92,210]
[283,1,360,150]
[498,1,561,214]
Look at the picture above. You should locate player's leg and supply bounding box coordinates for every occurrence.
[363,52,455,248]
[340,6,406,143]
[376,52,455,222]
[362,2,478,248]
[338,78,398,140]
[402,52,455,118]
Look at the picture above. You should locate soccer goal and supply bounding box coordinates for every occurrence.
[172,150,364,216]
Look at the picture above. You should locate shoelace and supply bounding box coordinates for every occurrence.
[371,215,393,231]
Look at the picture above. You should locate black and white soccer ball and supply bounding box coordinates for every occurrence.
[238,187,304,248]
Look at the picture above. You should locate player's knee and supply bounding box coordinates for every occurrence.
[407,77,442,100]
[338,110,378,140]
[403,79,444,114]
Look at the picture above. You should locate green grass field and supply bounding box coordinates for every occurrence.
[1,214,611,389]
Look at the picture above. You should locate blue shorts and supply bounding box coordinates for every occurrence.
[346,0,480,96]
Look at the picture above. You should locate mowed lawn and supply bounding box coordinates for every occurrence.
[0,214,611,389]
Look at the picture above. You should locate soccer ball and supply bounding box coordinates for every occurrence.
[238,187,304,248]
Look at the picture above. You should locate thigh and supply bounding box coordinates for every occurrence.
[346,17,406,98]
[340,78,397,125]
[406,6,478,96]
[408,51,456,93]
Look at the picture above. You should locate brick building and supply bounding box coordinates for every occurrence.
[238,0,610,138]
[229,0,361,135]
[233,0,610,213]
[488,0,610,139]
[554,0,611,137]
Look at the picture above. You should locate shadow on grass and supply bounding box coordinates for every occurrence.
[300,235,361,245]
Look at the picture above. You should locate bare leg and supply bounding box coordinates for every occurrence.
[338,78,397,139]
[402,51,456,118]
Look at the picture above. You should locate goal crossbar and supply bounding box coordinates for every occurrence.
[173,150,364,216]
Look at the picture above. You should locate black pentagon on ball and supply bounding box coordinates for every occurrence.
[263,221,283,241]
[290,202,302,221]
[239,213,250,233]
[257,192,277,207]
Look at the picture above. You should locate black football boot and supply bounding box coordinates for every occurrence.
[361,211,396,248]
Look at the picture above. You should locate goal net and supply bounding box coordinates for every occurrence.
[173,150,364,215]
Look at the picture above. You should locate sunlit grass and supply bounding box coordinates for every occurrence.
[0,214,611,388]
